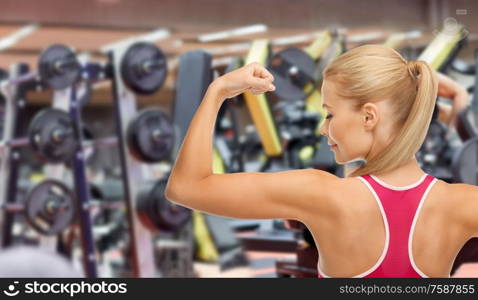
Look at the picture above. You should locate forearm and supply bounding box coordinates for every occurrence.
[167,82,225,191]
[436,73,470,127]
[449,91,470,127]
[437,102,452,125]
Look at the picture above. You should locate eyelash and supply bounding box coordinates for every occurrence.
[326,114,333,119]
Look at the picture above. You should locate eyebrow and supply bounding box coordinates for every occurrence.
[322,103,331,108]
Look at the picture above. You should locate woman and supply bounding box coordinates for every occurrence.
[165,45,477,278]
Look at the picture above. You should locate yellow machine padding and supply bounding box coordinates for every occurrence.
[384,32,411,49]
[192,147,225,262]
[304,30,332,60]
[303,35,344,135]
[212,147,225,174]
[418,27,462,71]
[193,210,219,262]
[243,39,282,156]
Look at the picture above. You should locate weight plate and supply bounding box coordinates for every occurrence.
[127,108,174,163]
[136,178,191,232]
[38,44,81,90]
[268,47,316,101]
[25,179,76,235]
[28,108,78,163]
[452,137,478,185]
[121,42,168,95]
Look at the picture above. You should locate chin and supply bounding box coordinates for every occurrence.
[333,154,345,165]
[334,153,359,165]
[335,158,346,165]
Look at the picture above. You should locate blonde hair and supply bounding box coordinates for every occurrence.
[323,45,438,177]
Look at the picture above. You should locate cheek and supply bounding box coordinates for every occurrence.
[328,115,355,144]
[329,114,365,160]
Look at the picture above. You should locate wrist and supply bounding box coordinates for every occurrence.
[208,79,227,100]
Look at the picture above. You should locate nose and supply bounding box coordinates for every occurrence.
[318,119,328,137]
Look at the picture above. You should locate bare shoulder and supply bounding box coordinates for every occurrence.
[434,180,478,237]
[291,168,342,201]
[288,168,343,221]
[435,179,478,203]
[300,168,341,182]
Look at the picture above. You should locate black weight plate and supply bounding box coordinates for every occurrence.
[136,183,156,231]
[154,178,191,231]
[452,137,478,185]
[28,108,78,163]
[25,179,76,235]
[136,178,191,232]
[121,42,167,95]
[38,44,80,90]
[268,47,316,101]
[127,108,174,163]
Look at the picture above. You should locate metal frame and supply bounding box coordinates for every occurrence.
[109,48,157,277]
[0,63,30,247]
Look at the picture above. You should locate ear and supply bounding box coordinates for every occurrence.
[361,103,379,130]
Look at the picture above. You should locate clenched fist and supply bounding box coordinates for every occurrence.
[211,62,276,99]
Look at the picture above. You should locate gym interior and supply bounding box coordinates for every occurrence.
[0,0,477,278]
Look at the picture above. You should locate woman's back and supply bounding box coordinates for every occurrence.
[308,173,471,278]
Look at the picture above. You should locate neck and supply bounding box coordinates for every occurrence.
[371,156,425,184]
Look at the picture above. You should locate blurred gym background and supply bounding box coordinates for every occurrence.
[0,0,476,278]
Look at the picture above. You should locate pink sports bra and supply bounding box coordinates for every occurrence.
[318,173,440,278]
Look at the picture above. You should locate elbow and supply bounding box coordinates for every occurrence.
[164,178,182,204]
[164,176,197,206]
[164,175,206,207]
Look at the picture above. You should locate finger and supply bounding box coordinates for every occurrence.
[249,77,275,91]
[253,65,274,81]
[251,85,275,95]
[251,88,264,94]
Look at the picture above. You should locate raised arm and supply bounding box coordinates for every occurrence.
[436,73,470,127]
[165,62,340,221]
